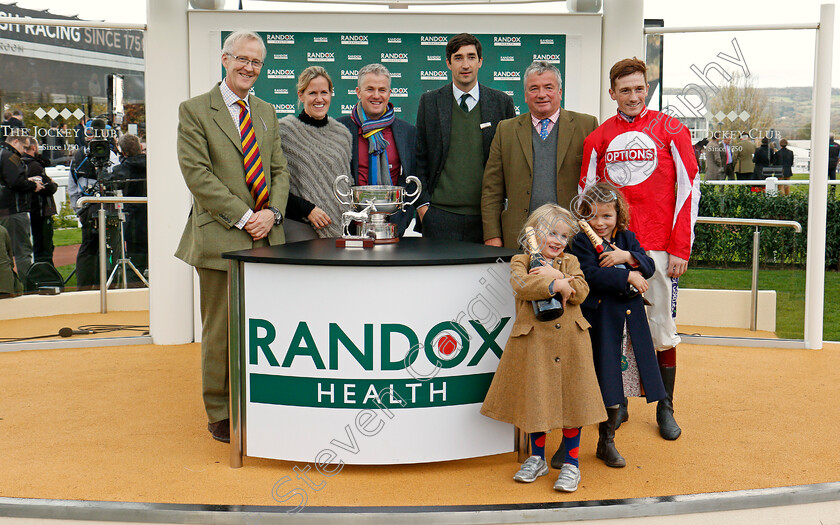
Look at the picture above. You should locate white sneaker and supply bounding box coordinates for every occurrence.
[554,463,581,492]
[513,456,549,483]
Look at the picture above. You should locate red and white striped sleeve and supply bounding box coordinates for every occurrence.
[668,124,701,261]
[579,128,601,194]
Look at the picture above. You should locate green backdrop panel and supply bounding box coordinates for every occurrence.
[223,31,566,124]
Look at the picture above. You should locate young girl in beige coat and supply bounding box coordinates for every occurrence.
[481,204,606,492]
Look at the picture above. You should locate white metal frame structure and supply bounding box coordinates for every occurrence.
[644,4,835,350]
[2,0,831,350]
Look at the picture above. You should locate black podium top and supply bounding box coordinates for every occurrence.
[222,238,520,267]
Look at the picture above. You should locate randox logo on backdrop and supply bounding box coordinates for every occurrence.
[426,55,441,61]
[388,37,402,44]
[533,54,561,64]
[247,318,510,409]
[307,52,335,62]
[494,36,521,47]
[381,52,408,63]
[341,35,369,45]
[273,88,289,95]
[540,38,555,45]
[273,54,288,60]
[390,87,409,97]
[341,104,354,114]
[348,54,362,61]
[266,34,294,44]
[267,69,295,79]
[314,36,328,43]
[420,35,448,45]
[500,56,515,62]
[420,71,448,81]
[273,104,296,114]
[493,71,521,81]
[391,72,402,79]
[341,69,359,80]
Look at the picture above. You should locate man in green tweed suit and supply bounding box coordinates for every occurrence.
[176,31,290,443]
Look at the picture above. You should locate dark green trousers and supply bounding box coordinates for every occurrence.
[197,267,229,424]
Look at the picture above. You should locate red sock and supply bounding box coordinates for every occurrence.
[562,427,581,467]
[657,347,676,367]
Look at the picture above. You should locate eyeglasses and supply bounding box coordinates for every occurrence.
[226,53,263,69]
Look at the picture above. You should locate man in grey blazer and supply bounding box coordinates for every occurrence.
[176,31,290,443]
[414,33,516,242]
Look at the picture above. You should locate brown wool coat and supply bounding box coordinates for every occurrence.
[481,253,607,433]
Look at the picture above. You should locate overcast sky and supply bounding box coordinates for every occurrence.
[6,0,839,89]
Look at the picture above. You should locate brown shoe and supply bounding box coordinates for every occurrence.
[208,419,230,443]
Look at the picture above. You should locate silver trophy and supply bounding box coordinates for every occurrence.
[333,175,422,244]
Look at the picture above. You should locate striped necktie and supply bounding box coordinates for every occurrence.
[236,100,269,211]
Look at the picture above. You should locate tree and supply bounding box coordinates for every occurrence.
[707,72,775,139]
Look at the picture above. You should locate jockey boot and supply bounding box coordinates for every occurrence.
[656,365,682,440]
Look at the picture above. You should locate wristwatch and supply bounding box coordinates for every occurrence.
[267,206,283,225]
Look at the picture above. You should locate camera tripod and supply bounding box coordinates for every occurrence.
[106,205,149,289]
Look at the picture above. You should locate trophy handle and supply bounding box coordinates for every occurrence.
[403,176,422,208]
[333,174,353,206]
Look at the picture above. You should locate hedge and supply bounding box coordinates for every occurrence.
[692,184,840,269]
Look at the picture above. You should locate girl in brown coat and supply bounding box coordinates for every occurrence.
[481,204,607,492]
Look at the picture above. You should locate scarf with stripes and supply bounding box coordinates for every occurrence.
[350,102,396,186]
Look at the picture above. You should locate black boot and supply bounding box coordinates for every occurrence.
[550,441,566,470]
[614,397,629,431]
[596,407,626,468]
[657,365,682,440]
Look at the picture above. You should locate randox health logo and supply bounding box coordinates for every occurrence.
[307,52,335,62]
[494,36,521,47]
[381,52,408,63]
[420,35,448,46]
[266,34,294,44]
[273,104,296,114]
[341,69,359,80]
[341,35,369,45]
[533,54,562,64]
[390,87,409,98]
[493,71,521,81]
[267,69,295,79]
[420,70,448,81]
[247,318,510,409]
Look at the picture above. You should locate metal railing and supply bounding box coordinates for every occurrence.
[701,178,840,189]
[695,216,802,331]
[76,196,148,314]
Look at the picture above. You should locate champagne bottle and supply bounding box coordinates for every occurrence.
[577,220,639,298]
[523,226,564,321]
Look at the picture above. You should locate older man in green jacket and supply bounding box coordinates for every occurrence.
[176,31,290,443]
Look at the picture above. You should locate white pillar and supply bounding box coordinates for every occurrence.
[146,0,194,344]
[600,0,644,121]
[804,3,834,350]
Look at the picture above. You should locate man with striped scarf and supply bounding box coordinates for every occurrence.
[339,63,416,236]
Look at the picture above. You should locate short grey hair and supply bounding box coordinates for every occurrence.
[222,31,266,61]
[357,63,391,88]
[523,61,563,90]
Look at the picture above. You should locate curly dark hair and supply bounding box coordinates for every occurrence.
[576,182,630,233]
